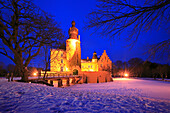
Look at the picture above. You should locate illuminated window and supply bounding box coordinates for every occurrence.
[61,59,63,63]
[61,53,63,57]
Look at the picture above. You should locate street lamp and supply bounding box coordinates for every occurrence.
[124,73,128,77]
[33,72,37,76]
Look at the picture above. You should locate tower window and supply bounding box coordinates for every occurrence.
[61,59,63,63]
[61,53,63,57]
[61,66,63,72]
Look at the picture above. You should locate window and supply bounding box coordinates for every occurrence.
[82,66,84,68]
[61,66,63,72]
[91,65,93,68]
[101,64,103,67]
[61,59,63,63]
[88,65,90,68]
[61,53,63,57]
[107,64,109,67]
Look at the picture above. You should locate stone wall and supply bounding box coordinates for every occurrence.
[81,71,113,83]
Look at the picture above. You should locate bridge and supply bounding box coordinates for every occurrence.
[28,75,83,87]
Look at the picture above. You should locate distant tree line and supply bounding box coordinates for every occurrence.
[112,58,170,80]
[0,61,40,77]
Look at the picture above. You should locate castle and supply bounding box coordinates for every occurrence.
[50,21,112,74]
[50,21,112,83]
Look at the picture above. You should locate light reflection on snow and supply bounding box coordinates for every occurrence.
[113,78,132,81]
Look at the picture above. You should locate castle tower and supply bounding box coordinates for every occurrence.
[66,21,81,69]
[92,51,97,62]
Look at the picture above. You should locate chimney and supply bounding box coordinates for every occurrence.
[87,57,89,60]
[78,35,80,40]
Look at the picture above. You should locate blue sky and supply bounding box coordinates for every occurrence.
[0,0,169,67]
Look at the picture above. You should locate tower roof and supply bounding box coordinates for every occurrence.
[68,21,78,39]
[92,51,97,59]
[72,21,75,27]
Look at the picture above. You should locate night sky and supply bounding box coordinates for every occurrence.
[0,0,169,67]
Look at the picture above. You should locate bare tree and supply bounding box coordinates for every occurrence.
[157,64,169,80]
[87,0,170,58]
[0,61,7,77]
[0,0,63,81]
[157,65,164,80]
[41,42,66,80]
[7,64,15,73]
[115,60,124,69]
[128,58,144,77]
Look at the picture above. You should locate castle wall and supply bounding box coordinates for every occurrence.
[81,62,98,72]
[50,49,70,72]
[81,71,113,83]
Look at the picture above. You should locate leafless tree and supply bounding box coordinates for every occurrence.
[0,0,63,81]
[128,58,144,76]
[157,65,164,80]
[157,64,169,80]
[87,0,170,59]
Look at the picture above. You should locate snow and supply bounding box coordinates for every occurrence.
[68,78,170,101]
[0,78,170,112]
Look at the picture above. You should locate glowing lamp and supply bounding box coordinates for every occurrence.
[124,73,128,77]
[33,72,37,76]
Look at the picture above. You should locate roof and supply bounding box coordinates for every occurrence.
[81,59,92,62]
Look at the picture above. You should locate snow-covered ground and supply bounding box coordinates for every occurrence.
[0,78,170,113]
